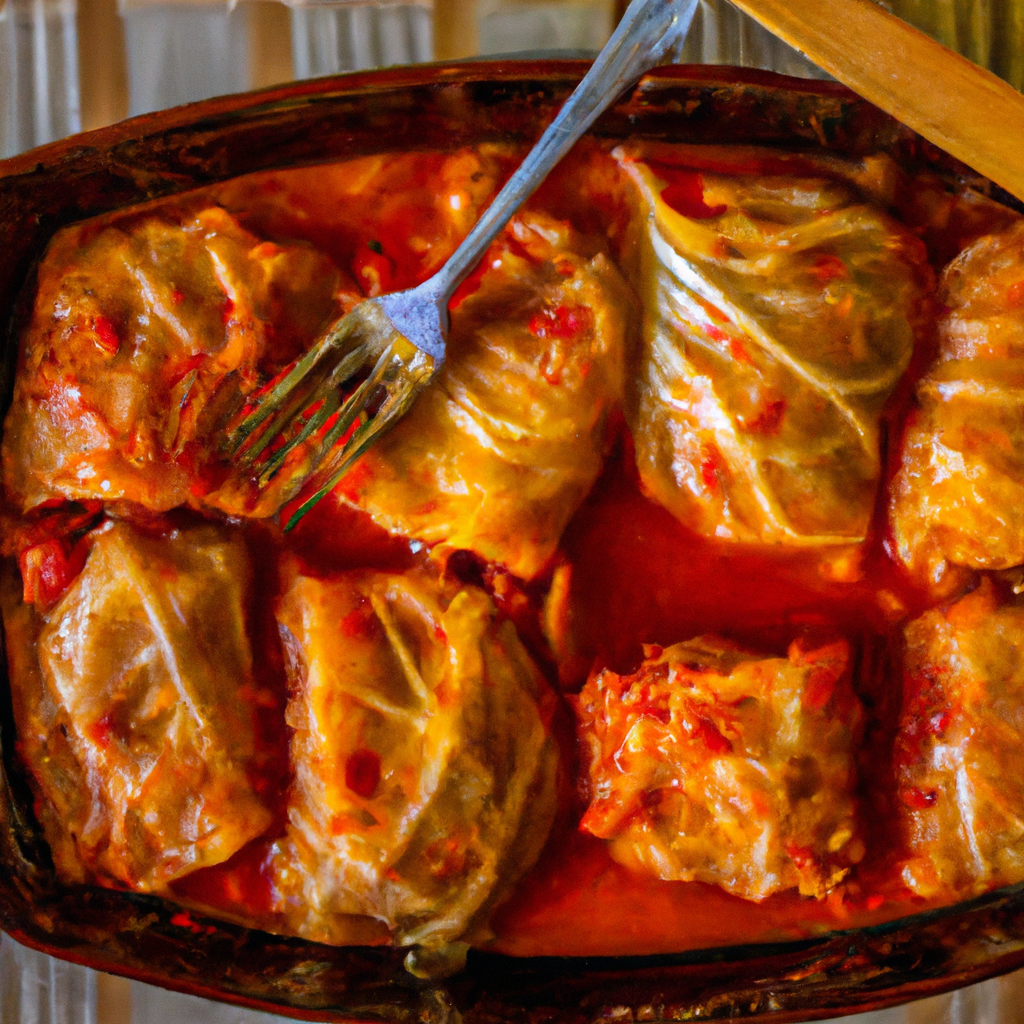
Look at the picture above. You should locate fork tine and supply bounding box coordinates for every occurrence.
[309,335,433,476]
[282,337,435,530]
[256,388,341,484]
[254,339,391,487]
[226,311,365,456]
[243,337,371,468]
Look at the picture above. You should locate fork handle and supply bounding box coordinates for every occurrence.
[430,0,700,303]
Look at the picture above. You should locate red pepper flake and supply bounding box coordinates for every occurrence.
[691,714,732,754]
[345,748,381,799]
[900,786,938,809]
[171,289,185,305]
[865,894,885,911]
[705,325,730,344]
[896,671,952,767]
[810,254,849,285]
[528,305,591,341]
[221,296,235,325]
[168,353,206,387]
[649,165,728,220]
[728,337,752,364]
[745,398,787,436]
[86,712,116,750]
[785,842,816,870]
[700,450,721,491]
[92,315,120,355]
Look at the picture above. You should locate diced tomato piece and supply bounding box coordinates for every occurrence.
[528,305,592,341]
[686,714,732,754]
[802,664,839,713]
[86,711,116,750]
[745,398,787,436]
[339,604,373,639]
[700,449,721,491]
[168,911,214,935]
[792,639,848,712]
[810,254,849,285]
[728,337,753,365]
[92,315,120,355]
[900,786,938,809]
[648,164,727,220]
[19,538,86,610]
[352,244,396,297]
[345,748,381,798]
[785,841,816,870]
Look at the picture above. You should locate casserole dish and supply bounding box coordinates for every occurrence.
[2,62,1024,1023]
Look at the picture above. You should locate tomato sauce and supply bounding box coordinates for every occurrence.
[166,414,946,954]
[10,143,1008,957]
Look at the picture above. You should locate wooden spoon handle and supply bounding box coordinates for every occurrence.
[727,0,1024,203]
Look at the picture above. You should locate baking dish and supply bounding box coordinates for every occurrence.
[2,62,1024,1023]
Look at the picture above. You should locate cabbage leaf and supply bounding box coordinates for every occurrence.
[618,143,930,545]
[271,562,558,955]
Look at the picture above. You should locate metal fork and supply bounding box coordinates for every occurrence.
[226,0,700,529]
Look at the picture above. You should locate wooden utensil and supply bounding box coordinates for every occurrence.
[728,0,1024,203]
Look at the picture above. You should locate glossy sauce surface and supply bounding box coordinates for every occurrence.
[10,143,1017,958]
[163,434,943,956]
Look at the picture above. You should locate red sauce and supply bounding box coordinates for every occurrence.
[18,144,1000,956]
[176,421,941,958]
[171,838,279,921]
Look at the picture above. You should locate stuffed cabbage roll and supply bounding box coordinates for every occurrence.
[2,204,346,518]
[897,580,1024,898]
[575,636,863,900]
[212,147,514,296]
[336,211,630,580]
[617,143,931,545]
[2,521,271,892]
[890,220,1024,585]
[271,561,558,960]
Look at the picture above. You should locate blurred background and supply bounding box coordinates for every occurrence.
[3,0,1024,159]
